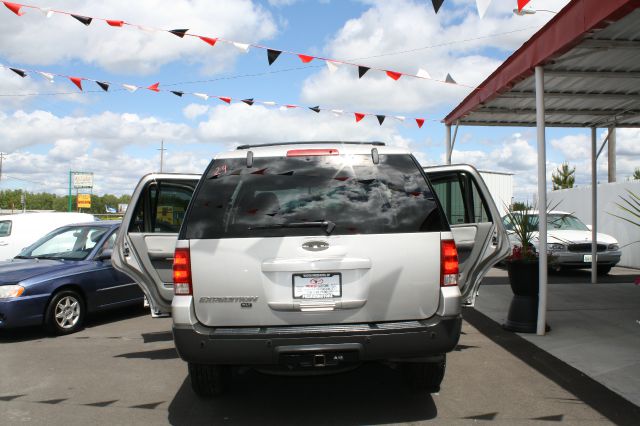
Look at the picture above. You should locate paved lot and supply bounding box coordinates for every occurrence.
[0,305,626,425]
[477,266,640,410]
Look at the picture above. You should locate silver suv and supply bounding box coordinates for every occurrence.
[114,142,508,396]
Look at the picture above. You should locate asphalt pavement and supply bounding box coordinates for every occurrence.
[1,302,631,425]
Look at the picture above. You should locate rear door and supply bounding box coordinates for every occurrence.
[425,165,509,306]
[112,173,199,316]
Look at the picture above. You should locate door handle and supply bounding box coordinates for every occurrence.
[123,242,130,256]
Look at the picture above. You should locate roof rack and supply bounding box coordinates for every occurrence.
[236,141,386,150]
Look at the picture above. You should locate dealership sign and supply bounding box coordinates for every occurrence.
[77,193,91,209]
[72,173,94,189]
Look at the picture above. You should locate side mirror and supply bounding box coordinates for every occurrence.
[96,248,113,261]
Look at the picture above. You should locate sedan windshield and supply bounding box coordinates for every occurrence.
[18,225,109,260]
[504,213,589,232]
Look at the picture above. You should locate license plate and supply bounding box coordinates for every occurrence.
[584,254,594,262]
[293,273,341,299]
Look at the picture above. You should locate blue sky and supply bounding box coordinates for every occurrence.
[0,0,637,200]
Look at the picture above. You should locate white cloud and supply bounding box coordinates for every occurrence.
[196,103,416,150]
[182,103,210,120]
[300,0,569,112]
[0,0,278,75]
[0,110,194,152]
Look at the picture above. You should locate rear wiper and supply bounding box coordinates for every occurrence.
[248,220,336,235]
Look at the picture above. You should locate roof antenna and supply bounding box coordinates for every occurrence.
[246,150,254,168]
[371,148,379,164]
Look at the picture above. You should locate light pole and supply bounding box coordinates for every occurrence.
[513,8,557,16]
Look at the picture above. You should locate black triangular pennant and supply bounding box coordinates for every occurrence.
[358,66,370,79]
[376,115,386,125]
[71,14,93,26]
[242,98,254,106]
[309,106,320,113]
[169,29,189,38]
[96,81,110,92]
[9,68,26,78]
[267,49,282,66]
[431,0,445,14]
[170,91,184,97]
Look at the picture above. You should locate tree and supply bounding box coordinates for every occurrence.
[510,201,530,211]
[552,162,575,190]
[633,167,640,180]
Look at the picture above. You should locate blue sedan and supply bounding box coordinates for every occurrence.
[0,221,143,334]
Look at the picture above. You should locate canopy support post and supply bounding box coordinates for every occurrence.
[591,128,598,283]
[608,127,616,182]
[535,66,548,336]
[445,124,452,165]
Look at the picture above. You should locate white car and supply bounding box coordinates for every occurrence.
[502,210,621,275]
[113,142,510,396]
[0,212,97,260]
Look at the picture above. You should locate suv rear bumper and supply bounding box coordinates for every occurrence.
[173,315,462,365]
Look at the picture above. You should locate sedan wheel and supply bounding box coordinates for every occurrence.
[45,290,85,335]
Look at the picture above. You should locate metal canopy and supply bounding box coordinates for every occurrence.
[443,0,640,336]
[445,0,640,128]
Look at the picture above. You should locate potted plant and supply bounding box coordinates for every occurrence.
[501,205,549,333]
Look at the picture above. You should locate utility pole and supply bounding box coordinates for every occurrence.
[0,152,6,183]
[157,140,166,173]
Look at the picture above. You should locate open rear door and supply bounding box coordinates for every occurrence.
[112,173,199,316]
[425,165,509,306]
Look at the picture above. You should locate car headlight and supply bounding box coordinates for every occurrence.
[0,285,25,299]
[547,243,566,251]
[608,244,619,251]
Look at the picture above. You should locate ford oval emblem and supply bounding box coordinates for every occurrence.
[302,241,329,251]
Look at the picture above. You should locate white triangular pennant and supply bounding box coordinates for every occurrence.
[325,60,339,73]
[233,42,250,53]
[37,71,55,82]
[122,84,139,92]
[137,25,156,33]
[416,68,431,79]
[262,101,276,106]
[331,109,344,116]
[193,92,209,101]
[40,7,54,18]
[476,0,492,18]
[394,116,406,122]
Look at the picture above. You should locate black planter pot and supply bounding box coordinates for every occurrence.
[503,259,542,333]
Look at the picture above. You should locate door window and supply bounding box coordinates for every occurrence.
[430,172,492,225]
[128,181,196,233]
[0,220,11,237]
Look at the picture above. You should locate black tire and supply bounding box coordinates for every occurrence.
[402,356,446,392]
[44,289,85,335]
[597,266,612,276]
[188,363,230,397]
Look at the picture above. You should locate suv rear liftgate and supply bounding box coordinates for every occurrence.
[113,142,509,396]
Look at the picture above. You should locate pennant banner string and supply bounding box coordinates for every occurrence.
[1,1,478,88]
[0,63,433,128]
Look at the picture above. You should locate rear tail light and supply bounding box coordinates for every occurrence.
[173,247,192,295]
[441,239,459,287]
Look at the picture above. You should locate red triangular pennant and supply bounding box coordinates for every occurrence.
[415,118,425,128]
[298,54,314,63]
[106,20,124,27]
[218,97,231,104]
[386,71,402,81]
[147,82,160,92]
[3,2,24,16]
[517,0,531,12]
[69,77,83,91]
[355,113,365,122]
[199,36,217,46]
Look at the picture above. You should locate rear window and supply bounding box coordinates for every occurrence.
[182,153,446,239]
